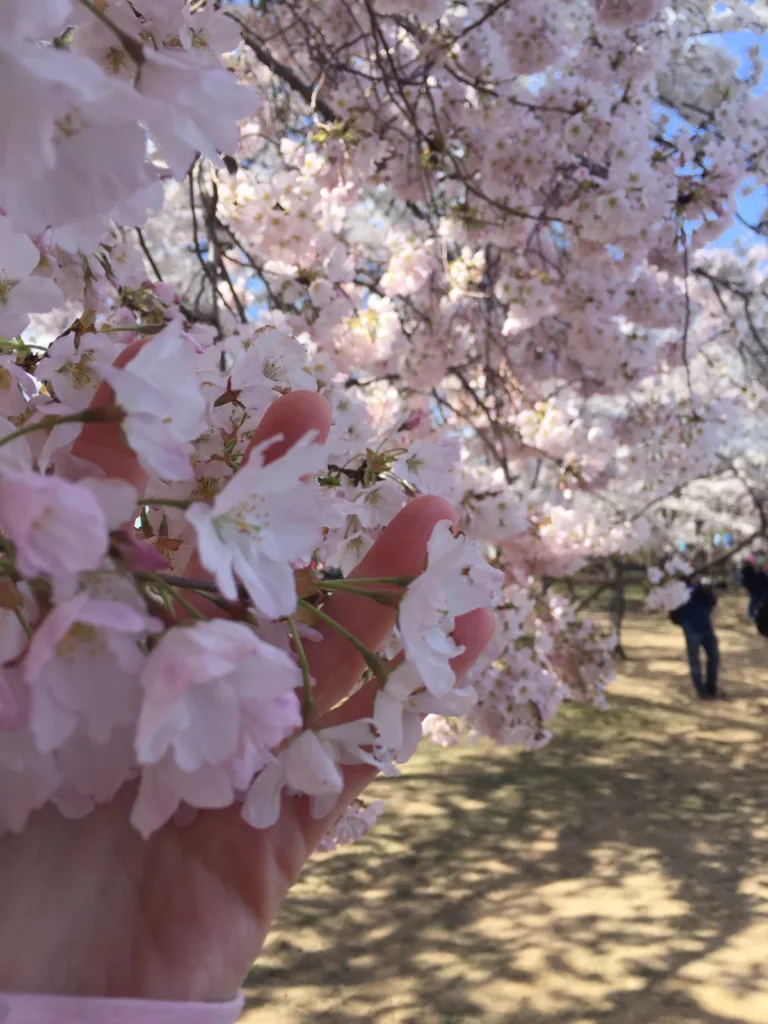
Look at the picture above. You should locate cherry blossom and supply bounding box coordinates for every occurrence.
[646,580,692,613]
[136,619,301,773]
[0,218,62,337]
[41,327,118,410]
[0,0,759,845]
[318,798,386,852]
[242,720,391,829]
[136,48,258,179]
[399,521,504,696]
[225,328,317,422]
[23,589,157,752]
[373,662,477,764]
[186,432,327,619]
[0,472,109,580]
[98,320,207,481]
[131,758,236,839]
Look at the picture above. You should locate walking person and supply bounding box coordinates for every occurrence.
[740,559,768,622]
[670,580,723,700]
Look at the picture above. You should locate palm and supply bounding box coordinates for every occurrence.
[0,779,359,1000]
[0,387,492,1001]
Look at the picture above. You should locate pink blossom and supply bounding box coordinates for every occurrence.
[393,436,464,501]
[0,218,62,337]
[186,432,327,619]
[0,667,29,731]
[0,472,109,579]
[0,2,108,213]
[116,534,170,573]
[593,0,662,28]
[380,237,434,297]
[0,356,36,420]
[0,415,32,474]
[399,521,503,696]
[52,726,135,820]
[23,590,156,752]
[136,48,259,179]
[78,477,138,531]
[99,320,208,481]
[230,327,316,405]
[242,720,391,829]
[0,582,37,667]
[184,5,242,59]
[131,758,235,839]
[318,798,386,852]
[373,662,477,763]
[645,580,691,613]
[41,331,117,411]
[5,111,155,237]
[0,0,751,839]
[136,619,302,773]
[0,727,59,833]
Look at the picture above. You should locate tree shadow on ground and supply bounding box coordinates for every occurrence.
[242,600,768,1023]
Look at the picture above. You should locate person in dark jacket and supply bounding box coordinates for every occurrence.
[740,561,768,621]
[671,582,721,699]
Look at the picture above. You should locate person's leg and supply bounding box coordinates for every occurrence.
[703,630,720,696]
[684,629,706,696]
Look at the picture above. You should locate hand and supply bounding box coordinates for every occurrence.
[0,384,494,1002]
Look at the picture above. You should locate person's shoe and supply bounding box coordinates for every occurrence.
[711,690,728,700]
[696,690,713,700]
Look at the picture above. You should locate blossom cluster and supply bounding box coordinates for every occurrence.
[2,0,761,845]
[0,307,510,838]
[645,557,694,612]
[0,0,509,840]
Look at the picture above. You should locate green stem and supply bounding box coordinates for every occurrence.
[0,339,47,353]
[133,573,235,600]
[318,576,414,607]
[317,582,402,608]
[189,588,236,613]
[138,573,203,620]
[140,498,194,510]
[11,606,32,638]
[298,598,390,684]
[327,575,416,587]
[0,407,123,451]
[287,616,315,723]
[168,588,204,621]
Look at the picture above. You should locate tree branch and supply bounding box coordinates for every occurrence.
[231,15,339,123]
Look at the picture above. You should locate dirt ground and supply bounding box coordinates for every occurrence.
[241,598,768,1023]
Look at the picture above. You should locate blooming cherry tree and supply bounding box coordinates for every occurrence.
[0,0,761,854]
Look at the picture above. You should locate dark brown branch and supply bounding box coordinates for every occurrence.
[135,228,163,282]
[231,16,339,123]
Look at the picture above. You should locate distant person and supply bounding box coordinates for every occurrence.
[670,580,722,700]
[740,560,768,622]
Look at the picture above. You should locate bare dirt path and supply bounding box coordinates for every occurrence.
[242,599,768,1023]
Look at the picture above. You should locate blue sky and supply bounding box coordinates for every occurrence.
[706,26,768,249]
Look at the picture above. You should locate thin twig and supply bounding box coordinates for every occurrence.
[136,228,163,282]
[232,16,339,123]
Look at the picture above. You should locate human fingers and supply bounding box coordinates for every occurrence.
[307,495,458,716]
[243,389,332,462]
[303,606,496,850]
[70,340,148,491]
[316,605,496,729]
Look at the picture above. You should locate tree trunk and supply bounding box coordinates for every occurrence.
[611,561,628,659]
